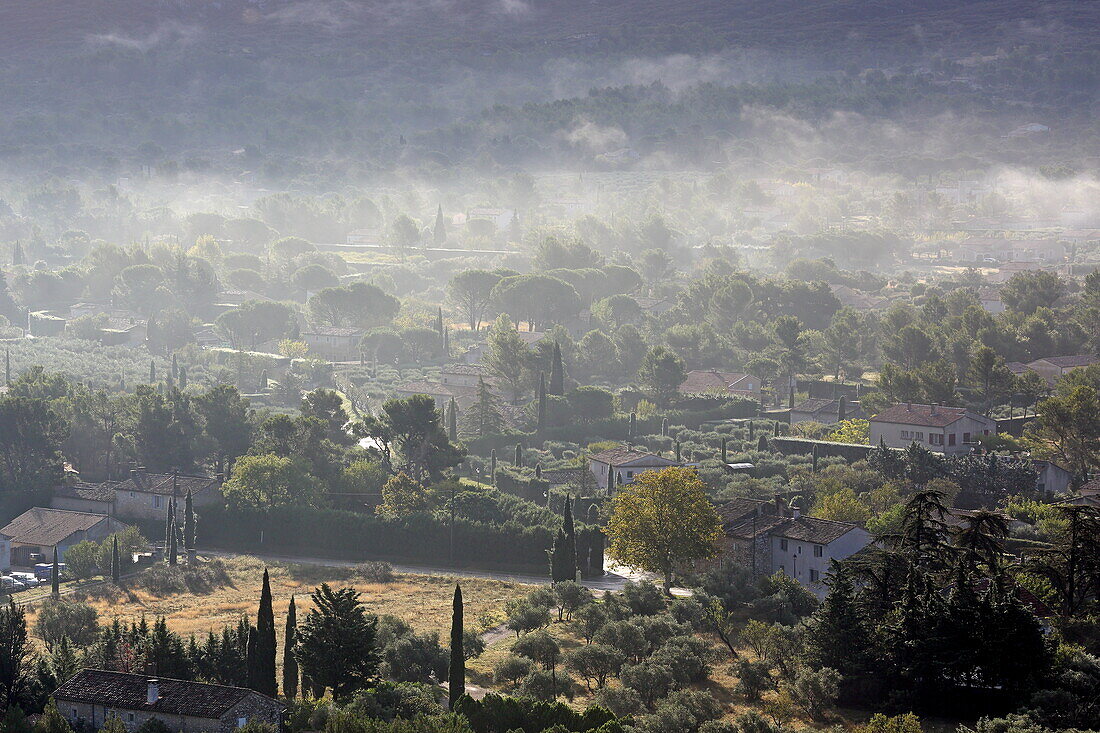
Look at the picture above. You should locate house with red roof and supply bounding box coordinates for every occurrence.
[869,403,996,454]
[677,369,762,399]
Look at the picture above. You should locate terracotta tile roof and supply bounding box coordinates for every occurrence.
[870,403,983,428]
[771,515,858,544]
[1029,354,1097,369]
[395,381,479,399]
[114,473,220,497]
[678,370,759,395]
[0,508,110,546]
[715,497,773,525]
[54,482,118,503]
[589,447,676,466]
[54,669,282,719]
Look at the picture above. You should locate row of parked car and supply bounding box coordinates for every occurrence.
[1,563,67,592]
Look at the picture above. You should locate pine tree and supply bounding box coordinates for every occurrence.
[51,546,60,597]
[448,584,464,709]
[549,342,565,396]
[255,568,278,696]
[804,564,875,679]
[536,373,547,434]
[183,488,197,556]
[283,595,299,698]
[111,537,121,584]
[447,397,458,442]
[434,204,447,244]
[462,377,504,437]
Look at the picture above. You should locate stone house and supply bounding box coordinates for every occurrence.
[0,508,126,569]
[51,482,117,515]
[869,403,996,454]
[54,669,285,733]
[300,326,364,361]
[588,447,681,491]
[1025,354,1098,386]
[110,470,223,522]
[789,397,866,426]
[677,369,762,400]
[715,497,871,597]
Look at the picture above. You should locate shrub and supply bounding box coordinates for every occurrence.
[517,669,573,702]
[735,710,777,733]
[512,630,561,672]
[505,601,551,638]
[620,661,674,708]
[34,598,100,650]
[782,667,840,720]
[136,559,231,596]
[565,644,625,690]
[652,635,712,684]
[632,615,690,655]
[733,659,773,701]
[553,581,592,621]
[621,581,666,616]
[593,621,647,663]
[493,655,534,687]
[63,540,100,579]
[358,561,395,583]
[462,629,486,661]
[595,686,642,717]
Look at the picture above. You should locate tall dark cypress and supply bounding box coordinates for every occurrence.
[490,449,497,486]
[51,546,60,597]
[436,307,444,337]
[149,360,156,383]
[111,537,121,584]
[628,411,636,438]
[4,348,9,386]
[548,342,564,396]
[245,624,258,691]
[721,437,728,463]
[164,496,174,556]
[606,462,615,492]
[447,397,458,442]
[255,569,277,696]
[514,443,522,467]
[536,373,547,434]
[562,498,577,581]
[184,489,196,554]
[168,516,178,566]
[448,585,465,708]
[283,595,299,699]
[434,204,447,244]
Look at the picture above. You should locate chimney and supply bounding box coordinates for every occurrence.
[774,494,787,517]
[906,402,912,411]
[930,403,937,414]
[147,679,159,705]
[791,505,801,519]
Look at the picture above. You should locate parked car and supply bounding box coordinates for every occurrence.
[34,562,67,581]
[10,572,39,587]
[1,576,26,591]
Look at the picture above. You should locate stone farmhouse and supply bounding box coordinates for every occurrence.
[869,403,996,455]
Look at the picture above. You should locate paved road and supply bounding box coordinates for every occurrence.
[200,548,690,595]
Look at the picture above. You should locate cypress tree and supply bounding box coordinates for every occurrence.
[661,417,668,437]
[549,529,567,581]
[436,307,444,337]
[164,496,174,556]
[490,449,497,486]
[111,537,121,584]
[11,241,24,266]
[749,420,755,440]
[534,463,542,479]
[4,348,8,386]
[838,394,847,421]
[448,585,464,709]
[674,440,682,462]
[283,595,299,699]
[774,422,781,437]
[184,489,196,556]
[443,327,450,358]
[168,516,178,566]
[606,462,615,492]
[812,443,820,472]
[562,498,577,580]
[447,397,458,442]
[245,624,258,691]
[628,411,636,438]
[255,569,277,697]
[548,342,564,396]
[757,434,769,452]
[149,360,156,383]
[434,204,447,244]
[259,369,269,389]
[171,353,179,381]
[536,373,547,434]
[178,366,187,389]
[51,546,60,597]
[514,442,522,467]
[721,437,728,463]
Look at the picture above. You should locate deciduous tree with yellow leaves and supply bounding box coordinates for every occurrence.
[604,467,722,594]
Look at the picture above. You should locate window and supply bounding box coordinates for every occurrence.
[813,545,823,557]
[930,434,944,446]
[153,495,161,509]
[809,569,819,582]
[963,432,971,443]
[71,709,77,718]
[948,434,956,446]
[626,471,633,479]
[797,545,803,554]
[900,430,910,440]
[127,714,135,723]
[129,491,135,498]
[779,539,788,551]
[915,432,924,441]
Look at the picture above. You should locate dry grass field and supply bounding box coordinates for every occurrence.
[25,555,533,642]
